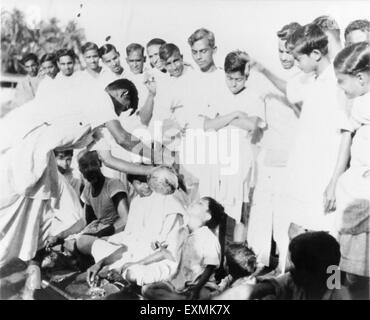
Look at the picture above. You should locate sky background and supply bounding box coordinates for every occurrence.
[2,0,370,76]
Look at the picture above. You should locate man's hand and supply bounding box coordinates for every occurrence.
[144,74,157,97]
[323,180,337,214]
[248,57,265,73]
[45,236,61,251]
[86,261,103,286]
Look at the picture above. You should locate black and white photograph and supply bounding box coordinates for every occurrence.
[0,0,369,303]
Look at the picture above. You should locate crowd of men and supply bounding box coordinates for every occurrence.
[0,16,369,300]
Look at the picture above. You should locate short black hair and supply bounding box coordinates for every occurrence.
[146,38,166,48]
[286,23,329,56]
[225,242,257,279]
[81,42,99,54]
[54,149,74,157]
[126,43,145,56]
[224,50,249,74]
[40,53,57,65]
[127,173,148,184]
[159,43,181,61]
[105,78,139,116]
[277,22,302,41]
[289,231,340,295]
[56,48,75,61]
[22,53,38,65]
[98,43,118,58]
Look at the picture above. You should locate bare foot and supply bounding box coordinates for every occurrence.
[22,264,41,300]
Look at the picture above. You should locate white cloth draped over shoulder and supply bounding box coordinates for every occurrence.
[0,85,119,266]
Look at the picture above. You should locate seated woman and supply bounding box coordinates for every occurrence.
[79,166,187,287]
[142,197,227,300]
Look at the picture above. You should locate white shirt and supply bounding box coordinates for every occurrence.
[170,226,221,291]
[281,64,350,201]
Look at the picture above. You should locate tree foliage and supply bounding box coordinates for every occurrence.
[1,8,85,74]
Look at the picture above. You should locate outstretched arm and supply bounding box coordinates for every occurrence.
[250,59,287,94]
[96,149,154,174]
[105,119,153,159]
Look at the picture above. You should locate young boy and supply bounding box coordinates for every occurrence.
[273,23,351,272]
[56,49,77,78]
[146,38,167,73]
[81,42,102,79]
[247,22,303,269]
[188,28,218,74]
[11,53,40,108]
[78,150,129,238]
[344,19,370,47]
[54,149,83,198]
[98,44,125,87]
[126,171,153,204]
[204,51,265,242]
[39,53,59,79]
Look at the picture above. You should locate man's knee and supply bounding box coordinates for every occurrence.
[76,235,97,255]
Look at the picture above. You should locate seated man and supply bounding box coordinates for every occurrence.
[77,150,129,238]
[78,166,187,287]
[54,149,83,198]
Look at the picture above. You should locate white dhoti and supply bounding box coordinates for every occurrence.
[248,149,287,266]
[0,118,92,267]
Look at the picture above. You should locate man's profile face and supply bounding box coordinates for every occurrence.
[57,55,74,77]
[102,50,122,74]
[24,59,39,77]
[278,39,295,70]
[190,38,216,72]
[147,44,165,70]
[164,51,184,77]
[293,51,316,74]
[126,50,145,74]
